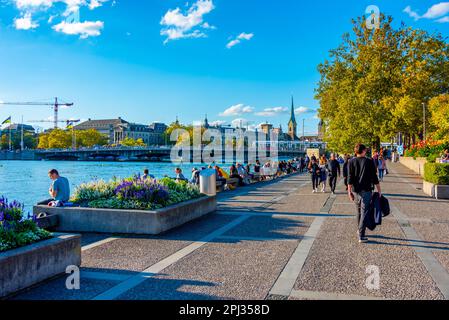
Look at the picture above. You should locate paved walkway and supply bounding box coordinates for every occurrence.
[11,162,449,300]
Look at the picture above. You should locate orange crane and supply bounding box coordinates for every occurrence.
[0,97,74,129]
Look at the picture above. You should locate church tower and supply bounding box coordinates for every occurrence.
[288,96,297,140]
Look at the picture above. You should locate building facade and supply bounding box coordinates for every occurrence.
[74,118,167,146]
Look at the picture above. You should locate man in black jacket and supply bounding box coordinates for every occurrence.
[348,144,382,243]
[328,153,341,194]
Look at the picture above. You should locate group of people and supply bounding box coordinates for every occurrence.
[307,153,342,194]
[305,144,387,243]
[183,159,302,189]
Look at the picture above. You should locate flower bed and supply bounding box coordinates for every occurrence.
[423,163,449,199]
[71,176,202,210]
[405,139,449,162]
[0,197,52,253]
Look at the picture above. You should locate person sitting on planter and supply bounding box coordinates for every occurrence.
[175,168,188,182]
[142,169,155,180]
[37,169,70,207]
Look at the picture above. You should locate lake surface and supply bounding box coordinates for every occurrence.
[0,160,231,213]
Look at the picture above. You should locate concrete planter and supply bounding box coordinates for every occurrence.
[423,181,436,198]
[0,233,81,298]
[423,181,449,200]
[400,157,427,177]
[33,196,217,235]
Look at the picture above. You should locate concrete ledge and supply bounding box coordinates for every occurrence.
[400,157,427,177]
[435,185,449,200]
[0,233,81,298]
[33,196,217,235]
[423,181,436,198]
[422,181,449,200]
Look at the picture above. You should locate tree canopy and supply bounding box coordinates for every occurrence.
[316,15,449,153]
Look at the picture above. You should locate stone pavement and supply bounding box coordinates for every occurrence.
[10,162,449,300]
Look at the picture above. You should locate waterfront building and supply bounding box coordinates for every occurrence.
[74,118,167,146]
[0,123,35,134]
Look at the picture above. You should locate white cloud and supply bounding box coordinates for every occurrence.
[423,2,449,19]
[436,16,449,23]
[160,0,215,44]
[226,32,254,49]
[403,6,421,20]
[231,118,252,128]
[219,104,254,117]
[52,20,104,38]
[14,12,39,30]
[12,0,109,38]
[255,107,288,117]
[404,2,449,22]
[210,120,227,126]
[295,106,311,115]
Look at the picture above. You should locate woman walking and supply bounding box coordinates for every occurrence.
[309,158,321,193]
[378,155,386,182]
[319,155,328,193]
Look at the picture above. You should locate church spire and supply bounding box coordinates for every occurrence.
[289,95,297,125]
[288,95,297,140]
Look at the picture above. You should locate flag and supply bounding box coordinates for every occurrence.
[2,116,11,125]
[66,120,74,129]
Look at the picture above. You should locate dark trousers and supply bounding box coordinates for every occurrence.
[37,199,54,206]
[354,191,372,237]
[311,175,319,190]
[344,177,348,190]
[329,176,338,192]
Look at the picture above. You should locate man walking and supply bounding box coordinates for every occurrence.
[328,153,341,194]
[348,144,381,243]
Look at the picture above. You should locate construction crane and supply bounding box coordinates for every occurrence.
[0,97,74,129]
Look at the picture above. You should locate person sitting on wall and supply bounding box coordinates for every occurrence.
[142,169,155,180]
[37,169,70,207]
[175,168,188,182]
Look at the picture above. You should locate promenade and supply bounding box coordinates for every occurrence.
[11,162,449,300]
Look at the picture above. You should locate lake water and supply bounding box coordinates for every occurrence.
[0,160,232,213]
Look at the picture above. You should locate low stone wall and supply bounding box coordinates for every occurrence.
[422,181,449,200]
[400,157,427,177]
[423,181,435,198]
[33,196,217,235]
[0,233,81,298]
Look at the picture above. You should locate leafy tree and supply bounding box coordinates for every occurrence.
[120,137,147,147]
[76,129,108,147]
[429,94,449,141]
[316,14,449,152]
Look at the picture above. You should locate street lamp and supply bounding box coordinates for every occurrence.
[422,102,426,141]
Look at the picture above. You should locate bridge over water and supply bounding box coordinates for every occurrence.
[26,146,308,162]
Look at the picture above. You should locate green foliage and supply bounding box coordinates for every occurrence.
[316,14,449,152]
[120,137,147,147]
[0,198,52,253]
[72,176,202,211]
[0,132,37,150]
[38,128,108,149]
[404,140,449,159]
[71,179,119,204]
[424,163,449,185]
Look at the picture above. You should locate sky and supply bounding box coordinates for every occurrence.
[0,0,448,135]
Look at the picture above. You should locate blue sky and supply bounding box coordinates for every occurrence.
[0,0,448,134]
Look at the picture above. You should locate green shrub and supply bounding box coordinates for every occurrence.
[424,163,449,185]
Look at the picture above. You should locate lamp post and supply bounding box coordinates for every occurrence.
[422,102,426,141]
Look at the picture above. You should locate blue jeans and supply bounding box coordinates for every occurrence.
[378,168,384,180]
[354,191,372,237]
